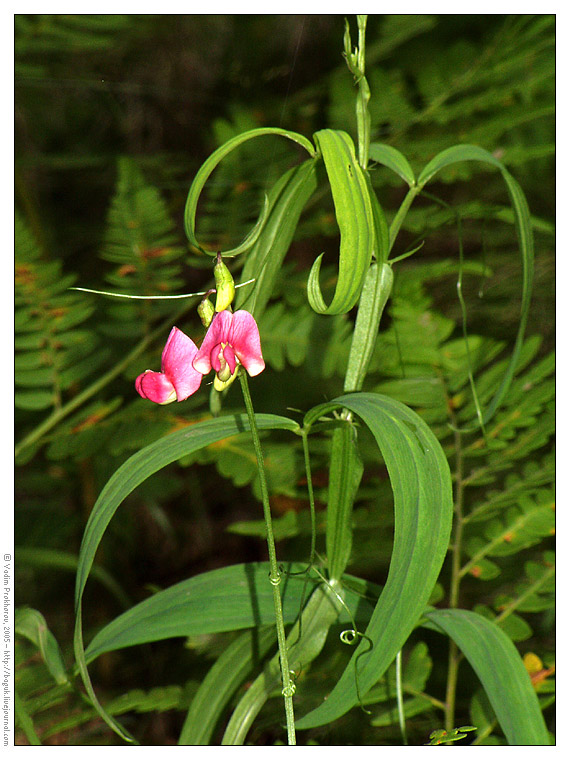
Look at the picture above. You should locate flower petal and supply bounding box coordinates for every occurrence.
[136,371,177,404]
[161,326,202,400]
[223,344,237,375]
[228,310,265,376]
[193,311,233,375]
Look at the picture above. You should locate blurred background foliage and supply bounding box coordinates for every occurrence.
[15,14,554,745]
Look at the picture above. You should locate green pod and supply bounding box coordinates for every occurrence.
[307,129,375,315]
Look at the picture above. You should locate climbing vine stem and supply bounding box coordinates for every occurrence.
[238,371,296,745]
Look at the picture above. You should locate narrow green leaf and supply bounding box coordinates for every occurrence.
[424,608,550,745]
[179,627,276,745]
[234,159,318,319]
[15,390,54,411]
[184,127,316,256]
[366,172,390,263]
[326,423,363,580]
[75,414,299,612]
[14,690,42,746]
[307,130,375,314]
[15,608,68,685]
[417,144,534,428]
[296,392,453,729]
[369,142,416,187]
[222,582,345,745]
[84,563,375,663]
[74,412,299,743]
[343,261,393,392]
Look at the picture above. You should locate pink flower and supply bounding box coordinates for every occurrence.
[135,326,202,404]
[193,309,265,390]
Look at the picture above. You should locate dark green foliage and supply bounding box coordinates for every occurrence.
[14,14,553,746]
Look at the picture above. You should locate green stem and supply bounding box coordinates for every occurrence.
[355,16,371,170]
[301,431,317,567]
[388,185,421,253]
[445,422,465,735]
[238,371,296,745]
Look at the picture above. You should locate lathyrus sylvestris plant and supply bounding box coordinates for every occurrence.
[71,16,549,746]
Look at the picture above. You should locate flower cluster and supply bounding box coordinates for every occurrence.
[135,257,264,404]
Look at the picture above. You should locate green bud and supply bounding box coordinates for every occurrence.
[214,252,235,312]
[198,292,215,327]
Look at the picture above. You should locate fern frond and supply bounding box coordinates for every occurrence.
[99,157,186,338]
[15,212,104,411]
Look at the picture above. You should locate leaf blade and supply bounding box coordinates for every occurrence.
[184,127,316,256]
[297,392,453,728]
[307,130,375,315]
[417,144,534,428]
[424,608,550,745]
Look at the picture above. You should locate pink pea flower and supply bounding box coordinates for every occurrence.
[193,309,265,390]
[135,326,202,404]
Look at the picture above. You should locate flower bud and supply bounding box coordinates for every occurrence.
[214,252,235,312]
[198,292,215,327]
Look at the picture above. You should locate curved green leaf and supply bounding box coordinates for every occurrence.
[15,608,68,686]
[424,608,550,745]
[343,261,393,393]
[296,392,453,729]
[179,626,276,745]
[369,142,416,187]
[366,172,390,264]
[235,158,318,319]
[184,127,316,257]
[74,412,299,743]
[417,144,534,428]
[84,563,376,663]
[307,130,375,314]
[326,424,363,581]
[222,582,345,745]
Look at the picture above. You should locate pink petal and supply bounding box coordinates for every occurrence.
[210,344,223,373]
[193,311,233,375]
[228,310,265,376]
[136,371,177,404]
[223,344,237,375]
[161,326,202,401]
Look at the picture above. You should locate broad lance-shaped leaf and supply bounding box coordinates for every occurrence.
[307,130,375,315]
[296,392,453,729]
[84,563,377,663]
[424,608,550,745]
[74,413,299,743]
[368,142,416,187]
[417,144,534,429]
